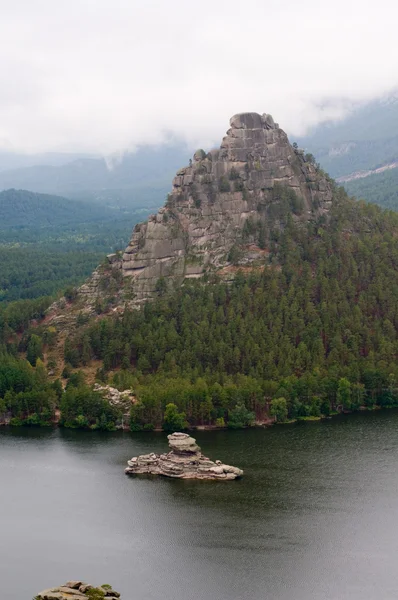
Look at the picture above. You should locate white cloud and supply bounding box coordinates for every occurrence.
[0,0,397,153]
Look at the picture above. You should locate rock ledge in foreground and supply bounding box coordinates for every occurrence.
[125,432,243,480]
[35,581,120,599]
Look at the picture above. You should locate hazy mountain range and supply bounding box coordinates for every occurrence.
[0,93,398,212]
[299,93,398,179]
[0,145,191,209]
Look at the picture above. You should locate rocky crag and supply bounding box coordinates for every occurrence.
[125,432,243,480]
[49,111,335,318]
[35,581,120,600]
[93,383,135,422]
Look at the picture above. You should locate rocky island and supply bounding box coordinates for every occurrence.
[35,581,120,599]
[125,432,243,480]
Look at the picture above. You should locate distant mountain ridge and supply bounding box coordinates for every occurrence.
[299,94,398,179]
[0,145,192,210]
[0,188,123,228]
[0,150,97,172]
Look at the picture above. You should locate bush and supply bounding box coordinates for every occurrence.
[228,245,243,265]
[227,403,255,429]
[219,177,231,192]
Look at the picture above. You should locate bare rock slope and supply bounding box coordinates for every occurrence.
[49,111,335,317]
[119,111,333,304]
[125,432,243,480]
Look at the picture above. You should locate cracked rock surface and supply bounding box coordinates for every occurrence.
[125,432,243,480]
[35,581,121,600]
[120,111,334,304]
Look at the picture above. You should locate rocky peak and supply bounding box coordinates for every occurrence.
[121,112,333,304]
[47,111,335,320]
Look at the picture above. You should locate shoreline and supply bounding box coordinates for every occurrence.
[0,404,395,433]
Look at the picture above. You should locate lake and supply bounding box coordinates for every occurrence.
[1,410,398,600]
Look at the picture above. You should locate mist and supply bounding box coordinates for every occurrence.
[1,0,397,154]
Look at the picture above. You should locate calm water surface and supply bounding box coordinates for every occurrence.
[1,411,398,600]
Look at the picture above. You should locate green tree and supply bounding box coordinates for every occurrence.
[337,378,352,411]
[270,397,288,422]
[162,403,187,432]
[228,403,255,429]
[27,334,43,366]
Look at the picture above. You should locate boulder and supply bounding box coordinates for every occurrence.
[167,432,200,454]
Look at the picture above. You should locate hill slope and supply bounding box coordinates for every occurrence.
[0,146,191,210]
[0,189,151,302]
[0,188,121,228]
[62,112,333,309]
[344,168,398,209]
[5,111,398,430]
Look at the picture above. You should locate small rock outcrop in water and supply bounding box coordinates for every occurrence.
[35,581,120,599]
[125,432,243,480]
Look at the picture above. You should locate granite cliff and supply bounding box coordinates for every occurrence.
[51,111,335,316]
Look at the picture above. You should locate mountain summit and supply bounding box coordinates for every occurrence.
[50,112,335,318]
[119,112,334,304]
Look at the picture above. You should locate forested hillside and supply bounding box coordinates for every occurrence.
[0,295,119,429]
[0,188,120,227]
[0,189,151,301]
[3,107,398,432]
[58,188,398,429]
[345,168,398,209]
[0,146,190,210]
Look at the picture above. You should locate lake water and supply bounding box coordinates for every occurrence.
[1,411,398,600]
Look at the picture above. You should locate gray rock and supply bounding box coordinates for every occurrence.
[36,582,121,600]
[49,112,335,313]
[167,432,200,454]
[119,112,334,305]
[125,432,243,480]
[64,581,84,589]
[93,384,135,413]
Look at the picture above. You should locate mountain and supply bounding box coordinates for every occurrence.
[0,150,96,172]
[0,189,149,302]
[0,145,191,210]
[298,93,398,179]
[344,167,398,209]
[54,112,334,310]
[0,188,123,228]
[7,111,398,430]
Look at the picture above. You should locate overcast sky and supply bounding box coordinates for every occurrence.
[1,0,397,154]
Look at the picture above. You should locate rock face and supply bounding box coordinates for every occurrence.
[93,384,135,412]
[125,432,243,480]
[120,112,334,304]
[48,111,335,318]
[36,581,120,600]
